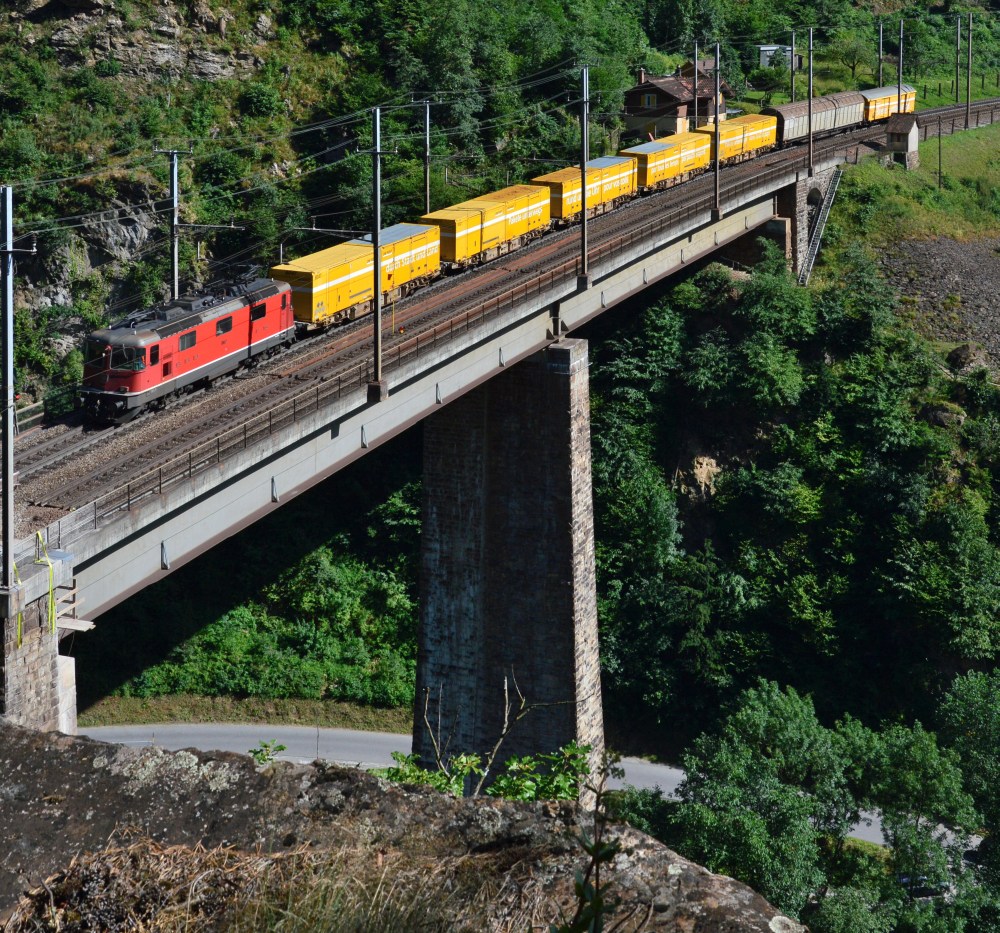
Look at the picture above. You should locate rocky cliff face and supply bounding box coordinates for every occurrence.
[13,0,264,81]
[4,0,280,372]
[0,721,806,931]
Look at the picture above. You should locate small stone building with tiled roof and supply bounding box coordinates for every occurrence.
[623,65,727,139]
[883,112,919,169]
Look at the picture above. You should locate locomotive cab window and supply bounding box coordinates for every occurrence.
[216,316,233,336]
[281,293,287,308]
[251,304,266,321]
[110,346,146,371]
[84,340,109,369]
[149,345,159,365]
[179,331,196,351]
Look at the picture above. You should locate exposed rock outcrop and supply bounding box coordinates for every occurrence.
[878,237,1000,371]
[0,721,805,931]
[17,0,262,80]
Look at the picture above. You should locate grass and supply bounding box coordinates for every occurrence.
[812,117,1000,287]
[78,695,413,732]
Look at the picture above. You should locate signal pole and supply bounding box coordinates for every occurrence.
[0,187,35,594]
[580,65,589,284]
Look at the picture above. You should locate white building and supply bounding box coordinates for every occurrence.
[757,45,803,70]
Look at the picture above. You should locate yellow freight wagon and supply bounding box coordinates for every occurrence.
[373,222,440,294]
[270,223,440,327]
[531,156,637,220]
[421,200,505,264]
[593,155,638,202]
[476,184,550,240]
[270,241,372,326]
[530,165,601,220]
[621,132,711,188]
[694,114,778,162]
[860,84,916,121]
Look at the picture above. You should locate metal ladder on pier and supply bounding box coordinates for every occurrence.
[797,168,843,286]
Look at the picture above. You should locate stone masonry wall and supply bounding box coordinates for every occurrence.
[774,165,839,276]
[414,339,605,781]
[1,594,60,732]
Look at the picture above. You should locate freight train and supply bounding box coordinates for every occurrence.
[81,84,914,422]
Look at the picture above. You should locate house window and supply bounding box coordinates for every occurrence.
[179,331,196,351]
[251,304,266,321]
[216,316,233,336]
[643,93,656,108]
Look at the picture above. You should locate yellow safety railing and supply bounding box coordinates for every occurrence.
[11,560,22,648]
[34,532,56,634]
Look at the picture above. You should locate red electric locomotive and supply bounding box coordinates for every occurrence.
[80,275,296,423]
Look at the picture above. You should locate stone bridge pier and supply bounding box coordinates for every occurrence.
[413,338,605,784]
[774,165,841,276]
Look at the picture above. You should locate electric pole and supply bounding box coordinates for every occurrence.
[790,30,795,103]
[808,28,814,176]
[580,65,589,283]
[371,106,384,393]
[1,186,13,594]
[938,117,943,189]
[423,100,431,215]
[154,146,191,300]
[713,42,722,218]
[693,41,699,128]
[966,13,973,129]
[897,20,903,116]
[0,188,35,594]
[956,16,961,104]
[879,21,883,86]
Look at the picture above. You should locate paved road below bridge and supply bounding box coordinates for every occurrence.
[83,723,885,844]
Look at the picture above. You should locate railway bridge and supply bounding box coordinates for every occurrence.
[3,101,998,775]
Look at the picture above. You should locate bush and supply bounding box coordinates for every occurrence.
[239,82,283,118]
[94,57,122,78]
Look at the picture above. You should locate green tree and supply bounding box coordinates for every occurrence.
[938,670,1000,831]
[671,682,850,916]
[826,29,877,81]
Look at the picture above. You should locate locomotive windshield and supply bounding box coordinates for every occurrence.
[109,346,146,371]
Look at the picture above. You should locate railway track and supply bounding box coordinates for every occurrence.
[16,97,1000,541]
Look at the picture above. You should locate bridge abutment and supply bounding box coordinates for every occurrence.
[414,338,604,786]
[1,551,76,733]
[775,166,840,276]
